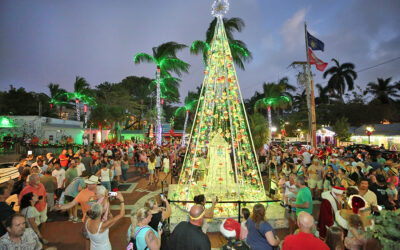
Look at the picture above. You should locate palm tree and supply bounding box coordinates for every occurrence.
[47,83,68,117]
[134,41,190,145]
[149,76,181,103]
[323,59,357,98]
[249,113,269,151]
[255,82,291,141]
[63,76,93,121]
[175,91,199,145]
[191,17,252,70]
[366,77,400,104]
[292,90,307,111]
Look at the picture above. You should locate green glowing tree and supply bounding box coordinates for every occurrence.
[133,42,190,145]
[255,82,292,141]
[191,17,252,70]
[175,93,198,145]
[48,83,68,117]
[149,76,181,103]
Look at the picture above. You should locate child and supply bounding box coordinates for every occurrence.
[387,181,400,209]
[239,208,250,241]
[344,214,365,250]
[147,153,156,185]
[278,172,287,207]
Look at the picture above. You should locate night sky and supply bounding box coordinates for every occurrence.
[1,0,399,102]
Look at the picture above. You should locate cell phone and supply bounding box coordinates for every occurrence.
[157,221,163,231]
[109,192,117,197]
[27,150,33,156]
[160,193,165,199]
[377,205,383,211]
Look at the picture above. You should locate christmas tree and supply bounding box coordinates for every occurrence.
[172,0,267,217]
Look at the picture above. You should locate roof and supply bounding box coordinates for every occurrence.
[353,123,400,136]
[42,123,83,129]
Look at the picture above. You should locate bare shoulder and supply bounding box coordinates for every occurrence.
[147,230,157,242]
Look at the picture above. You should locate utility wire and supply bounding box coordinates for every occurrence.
[318,56,400,85]
[356,56,400,73]
[241,55,400,96]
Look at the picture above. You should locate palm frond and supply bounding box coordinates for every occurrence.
[155,42,187,59]
[190,40,209,54]
[160,58,190,77]
[133,53,155,64]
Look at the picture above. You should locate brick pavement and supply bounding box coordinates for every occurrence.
[40,166,321,249]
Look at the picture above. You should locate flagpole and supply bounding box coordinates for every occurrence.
[304,22,317,149]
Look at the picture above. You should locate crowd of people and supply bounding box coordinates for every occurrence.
[0,139,188,249]
[0,139,398,249]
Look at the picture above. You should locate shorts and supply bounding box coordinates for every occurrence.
[65,195,74,202]
[140,162,147,168]
[308,179,323,189]
[148,169,154,174]
[324,180,332,190]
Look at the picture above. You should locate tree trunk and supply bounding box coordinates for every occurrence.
[156,67,162,145]
[182,110,189,146]
[98,122,102,143]
[268,106,272,142]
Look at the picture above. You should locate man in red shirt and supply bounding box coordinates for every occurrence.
[59,149,69,169]
[18,173,47,223]
[282,212,329,250]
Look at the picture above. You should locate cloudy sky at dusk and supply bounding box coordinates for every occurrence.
[1,0,399,102]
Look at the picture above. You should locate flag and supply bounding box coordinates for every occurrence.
[308,48,328,71]
[307,32,324,51]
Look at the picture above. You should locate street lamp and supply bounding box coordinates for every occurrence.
[365,126,374,144]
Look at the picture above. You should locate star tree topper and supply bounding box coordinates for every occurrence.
[212,0,229,17]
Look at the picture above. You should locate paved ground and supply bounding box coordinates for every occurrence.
[1,154,321,249]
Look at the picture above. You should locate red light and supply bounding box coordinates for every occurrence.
[161,99,164,105]
[84,105,87,113]
[75,99,79,104]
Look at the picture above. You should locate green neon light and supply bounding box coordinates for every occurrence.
[0,116,15,128]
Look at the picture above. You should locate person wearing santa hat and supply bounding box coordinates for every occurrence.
[220,218,250,250]
[317,186,348,239]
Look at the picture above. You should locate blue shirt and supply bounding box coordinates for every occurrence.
[64,177,85,198]
[246,219,275,250]
[133,226,158,250]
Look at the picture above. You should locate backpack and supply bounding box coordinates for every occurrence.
[127,226,148,250]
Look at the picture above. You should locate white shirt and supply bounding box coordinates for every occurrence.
[52,168,66,188]
[302,152,311,165]
[285,181,298,195]
[76,163,86,176]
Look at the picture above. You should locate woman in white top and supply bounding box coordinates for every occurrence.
[20,192,48,243]
[113,156,122,183]
[86,192,125,250]
[96,162,112,191]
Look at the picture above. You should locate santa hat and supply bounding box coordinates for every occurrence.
[347,195,367,214]
[220,218,241,239]
[332,186,346,195]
